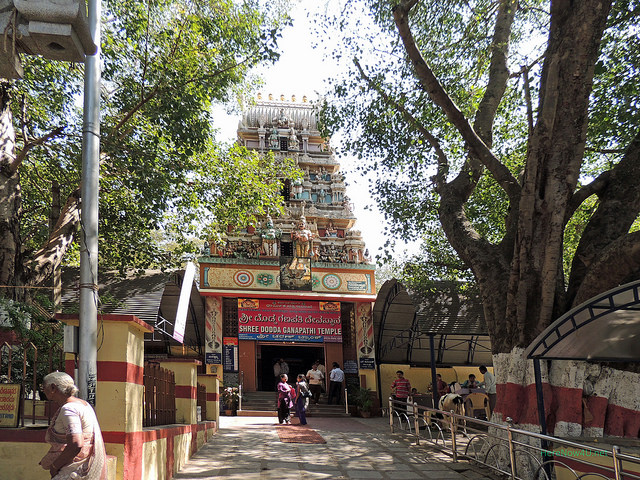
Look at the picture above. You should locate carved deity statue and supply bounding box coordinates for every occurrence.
[292,216,315,258]
[274,108,288,127]
[260,215,282,256]
[268,127,279,149]
[325,221,337,237]
[288,127,299,151]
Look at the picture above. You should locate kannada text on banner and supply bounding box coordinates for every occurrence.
[0,384,20,428]
[238,298,342,342]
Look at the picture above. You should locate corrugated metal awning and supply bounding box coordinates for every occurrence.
[61,268,205,354]
[372,279,491,366]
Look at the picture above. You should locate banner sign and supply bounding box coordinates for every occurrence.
[204,297,223,365]
[173,262,196,343]
[238,298,342,342]
[0,384,20,428]
[356,302,376,368]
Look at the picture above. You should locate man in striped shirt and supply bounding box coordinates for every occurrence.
[391,370,411,412]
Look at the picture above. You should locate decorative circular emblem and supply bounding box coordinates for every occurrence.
[233,270,254,287]
[322,274,341,290]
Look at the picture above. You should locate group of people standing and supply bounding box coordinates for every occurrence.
[275,359,345,425]
[392,366,497,416]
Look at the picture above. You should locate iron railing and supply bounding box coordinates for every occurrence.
[388,397,640,480]
[1,341,63,427]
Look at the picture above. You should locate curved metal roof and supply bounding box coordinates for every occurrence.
[372,279,491,366]
[525,279,640,361]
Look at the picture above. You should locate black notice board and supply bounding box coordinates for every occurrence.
[223,343,238,372]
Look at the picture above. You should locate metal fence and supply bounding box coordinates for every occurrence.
[143,362,176,427]
[388,397,640,480]
[0,341,63,427]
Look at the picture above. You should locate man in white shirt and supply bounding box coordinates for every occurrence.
[328,362,345,405]
[306,363,324,405]
[479,365,496,415]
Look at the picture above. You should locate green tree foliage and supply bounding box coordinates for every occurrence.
[0,0,298,295]
[321,0,640,352]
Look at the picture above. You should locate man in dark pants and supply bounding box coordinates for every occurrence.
[328,362,344,405]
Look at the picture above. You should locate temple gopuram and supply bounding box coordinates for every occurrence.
[198,94,378,392]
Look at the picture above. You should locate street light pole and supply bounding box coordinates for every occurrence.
[78,0,101,405]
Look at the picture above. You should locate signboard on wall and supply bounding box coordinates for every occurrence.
[238,299,342,342]
[0,384,20,428]
[223,337,239,372]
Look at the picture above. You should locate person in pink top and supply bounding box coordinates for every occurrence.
[276,374,294,424]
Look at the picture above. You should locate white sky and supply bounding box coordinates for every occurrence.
[212,1,418,260]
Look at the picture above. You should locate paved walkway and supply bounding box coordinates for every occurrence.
[173,416,497,479]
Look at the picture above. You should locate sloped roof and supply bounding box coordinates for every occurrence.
[60,268,204,354]
[372,279,490,365]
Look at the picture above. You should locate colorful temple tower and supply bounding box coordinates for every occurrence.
[198,94,377,392]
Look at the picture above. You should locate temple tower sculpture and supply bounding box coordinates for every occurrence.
[199,94,377,394]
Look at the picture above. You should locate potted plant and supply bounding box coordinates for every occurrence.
[355,387,373,418]
[221,386,239,415]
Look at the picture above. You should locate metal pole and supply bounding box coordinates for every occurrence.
[344,388,348,415]
[389,396,394,433]
[533,358,553,479]
[429,335,439,407]
[78,0,101,405]
[612,446,622,480]
[507,422,517,479]
[413,401,420,445]
[449,411,457,462]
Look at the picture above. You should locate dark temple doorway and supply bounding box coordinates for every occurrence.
[258,343,324,391]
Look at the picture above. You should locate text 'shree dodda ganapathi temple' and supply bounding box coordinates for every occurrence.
[198,94,377,392]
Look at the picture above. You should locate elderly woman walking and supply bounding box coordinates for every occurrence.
[276,373,294,424]
[39,371,107,479]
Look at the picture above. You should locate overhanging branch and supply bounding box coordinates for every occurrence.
[392,0,520,203]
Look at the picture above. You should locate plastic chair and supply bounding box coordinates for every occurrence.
[465,393,490,419]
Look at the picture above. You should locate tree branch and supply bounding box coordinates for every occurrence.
[392,0,520,202]
[573,231,640,306]
[565,170,611,222]
[112,53,260,140]
[353,58,449,187]
[27,188,81,286]
[13,127,66,173]
[566,127,640,306]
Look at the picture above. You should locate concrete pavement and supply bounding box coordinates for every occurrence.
[172,416,497,479]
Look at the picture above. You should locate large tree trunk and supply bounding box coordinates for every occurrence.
[505,0,613,348]
[390,0,638,445]
[0,85,82,301]
[0,84,24,300]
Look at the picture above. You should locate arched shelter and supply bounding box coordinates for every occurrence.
[525,279,640,445]
[372,279,491,403]
[526,280,640,361]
